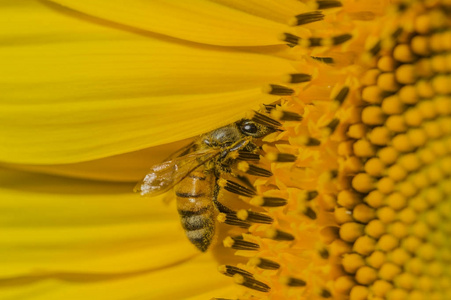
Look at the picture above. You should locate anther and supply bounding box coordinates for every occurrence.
[219,265,253,278]
[233,274,270,293]
[321,289,332,298]
[291,11,324,26]
[251,111,282,127]
[237,210,273,224]
[283,33,301,45]
[310,34,352,47]
[311,56,334,64]
[319,248,330,259]
[334,86,350,104]
[369,41,382,56]
[223,236,260,250]
[303,207,317,219]
[316,0,342,9]
[221,179,256,197]
[281,276,306,287]
[306,190,319,201]
[266,84,295,95]
[263,103,278,113]
[251,196,287,207]
[325,118,340,135]
[298,136,321,146]
[222,212,251,228]
[236,151,260,161]
[266,152,297,162]
[266,228,295,241]
[245,164,273,177]
[289,73,312,83]
[248,257,280,270]
[271,110,303,121]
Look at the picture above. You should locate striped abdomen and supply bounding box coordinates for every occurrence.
[175,170,216,252]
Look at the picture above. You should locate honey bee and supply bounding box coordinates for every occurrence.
[135,116,278,252]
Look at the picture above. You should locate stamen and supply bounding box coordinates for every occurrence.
[250,196,288,207]
[334,86,350,104]
[233,274,271,293]
[283,33,352,47]
[266,84,295,95]
[312,56,334,64]
[322,118,340,136]
[316,0,343,9]
[251,111,282,127]
[266,228,295,241]
[263,103,277,113]
[266,152,297,162]
[270,110,303,121]
[369,41,382,57]
[235,175,256,191]
[289,73,312,83]
[248,257,281,270]
[219,212,251,228]
[303,207,317,219]
[223,236,260,250]
[219,265,253,278]
[298,136,321,146]
[281,276,307,287]
[283,33,301,45]
[306,190,319,201]
[236,151,260,161]
[291,11,324,26]
[310,34,352,47]
[220,179,256,197]
[237,209,273,224]
[321,289,332,297]
[245,164,273,177]
[318,248,330,259]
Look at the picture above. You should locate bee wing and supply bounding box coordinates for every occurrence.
[134,149,219,196]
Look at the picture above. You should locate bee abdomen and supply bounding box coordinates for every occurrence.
[179,209,215,252]
[176,171,216,252]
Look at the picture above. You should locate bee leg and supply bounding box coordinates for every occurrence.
[212,179,234,214]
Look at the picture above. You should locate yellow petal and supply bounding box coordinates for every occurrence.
[47,0,303,46]
[0,256,233,300]
[0,167,235,299]
[0,168,191,275]
[1,1,302,164]
[1,139,193,182]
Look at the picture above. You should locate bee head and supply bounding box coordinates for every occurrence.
[236,119,277,138]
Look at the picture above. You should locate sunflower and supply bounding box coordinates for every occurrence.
[1,0,450,299]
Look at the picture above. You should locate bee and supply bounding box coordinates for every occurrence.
[134,117,278,252]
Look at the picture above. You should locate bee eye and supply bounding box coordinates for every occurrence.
[241,121,258,135]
